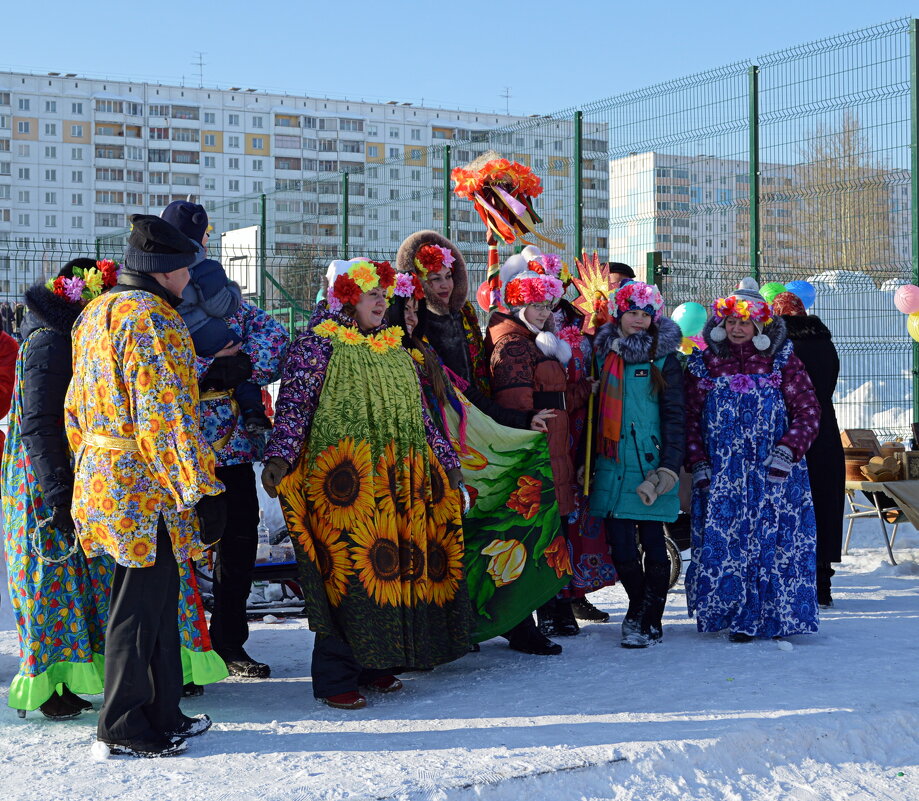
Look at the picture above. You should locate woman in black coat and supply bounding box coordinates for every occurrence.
[774,292,844,607]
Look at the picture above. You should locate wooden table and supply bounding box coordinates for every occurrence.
[843,480,914,565]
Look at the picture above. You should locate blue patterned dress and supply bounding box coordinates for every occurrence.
[2,333,111,711]
[684,345,819,638]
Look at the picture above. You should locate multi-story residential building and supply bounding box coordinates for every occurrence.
[0,71,609,296]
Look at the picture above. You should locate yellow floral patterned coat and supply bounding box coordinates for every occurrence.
[65,291,224,568]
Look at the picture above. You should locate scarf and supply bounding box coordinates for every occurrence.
[598,350,625,459]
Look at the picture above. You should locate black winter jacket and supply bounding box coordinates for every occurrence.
[19,283,84,509]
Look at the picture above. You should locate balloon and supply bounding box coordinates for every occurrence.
[476,281,506,313]
[785,280,816,309]
[908,312,919,343]
[760,282,787,304]
[895,284,919,315]
[671,302,708,337]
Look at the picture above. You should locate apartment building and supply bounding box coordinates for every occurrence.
[0,71,610,295]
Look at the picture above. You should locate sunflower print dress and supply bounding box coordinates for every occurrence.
[268,308,471,670]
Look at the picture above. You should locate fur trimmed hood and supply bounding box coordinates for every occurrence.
[594,315,682,366]
[701,313,787,358]
[22,282,84,340]
[396,229,468,315]
[781,313,832,342]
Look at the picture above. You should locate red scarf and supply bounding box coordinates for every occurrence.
[598,351,625,459]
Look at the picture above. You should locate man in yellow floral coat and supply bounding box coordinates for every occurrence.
[65,215,226,758]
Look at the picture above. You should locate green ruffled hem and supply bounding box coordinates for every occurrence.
[181,647,229,686]
[7,653,105,711]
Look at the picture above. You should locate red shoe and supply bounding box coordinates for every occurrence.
[321,691,367,710]
[364,675,403,693]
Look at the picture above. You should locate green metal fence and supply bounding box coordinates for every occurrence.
[3,17,916,439]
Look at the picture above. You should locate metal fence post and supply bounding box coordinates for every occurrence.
[95,236,102,261]
[443,145,451,239]
[259,193,267,309]
[341,171,349,259]
[910,21,919,425]
[574,111,583,260]
[646,251,663,287]
[748,65,760,282]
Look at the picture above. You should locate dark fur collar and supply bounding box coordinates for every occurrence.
[23,283,83,337]
[594,316,683,365]
[781,314,832,341]
[702,313,787,358]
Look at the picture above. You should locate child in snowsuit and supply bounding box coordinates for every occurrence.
[161,201,270,433]
[589,281,685,648]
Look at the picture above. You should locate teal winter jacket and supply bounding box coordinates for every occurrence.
[589,316,685,522]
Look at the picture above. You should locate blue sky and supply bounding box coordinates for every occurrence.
[4,1,917,114]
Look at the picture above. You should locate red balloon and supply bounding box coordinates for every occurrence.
[476,281,506,313]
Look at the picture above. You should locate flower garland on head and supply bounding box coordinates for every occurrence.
[711,295,773,325]
[46,259,120,304]
[504,273,565,307]
[412,244,454,280]
[393,271,425,300]
[328,259,396,312]
[612,280,665,322]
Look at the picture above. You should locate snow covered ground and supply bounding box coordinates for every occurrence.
[2,509,918,801]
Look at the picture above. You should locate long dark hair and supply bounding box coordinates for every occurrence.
[647,321,667,395]
[386,295,449,407]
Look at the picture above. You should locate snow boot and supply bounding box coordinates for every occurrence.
[166,714,212,739]
[503,615,563,655]
[817,562,834,608]
[613,560,645,646]
[100,735,188,758]
[536,597,580,637]
[639,561,671,644]
[571,596,610,623]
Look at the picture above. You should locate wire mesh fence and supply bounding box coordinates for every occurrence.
[2,17,916,439]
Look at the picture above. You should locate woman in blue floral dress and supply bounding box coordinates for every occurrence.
[684,279,822,642]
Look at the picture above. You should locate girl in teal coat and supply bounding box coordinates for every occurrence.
[590,281,685,648]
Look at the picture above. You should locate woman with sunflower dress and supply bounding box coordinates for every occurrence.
[261,258,471,710]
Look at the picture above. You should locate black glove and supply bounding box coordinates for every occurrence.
[50,505,75,534]
[200,353,253,392]
[195,493,227,545]
[261,457,290,499]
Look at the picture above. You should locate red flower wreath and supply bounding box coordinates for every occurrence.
[415,245,445,276]
[373,260,396,289]
[332,274,362,307]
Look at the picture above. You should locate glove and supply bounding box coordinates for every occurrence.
[691,461,712,493]
[200,353,253,391]
[446,467,464,490]
[764,444,794,484]
[196,493,227,546]
[261,456,290,499]
[636,477,658,506]
[50,505,75,534]
[651,467,679,497]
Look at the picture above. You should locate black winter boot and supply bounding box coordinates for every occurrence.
[613,560,645,647]
[571,596,611,622]
[503,615,563,655]
[639,561,671,644]
[536,597,580,637]
[816,562,835,608]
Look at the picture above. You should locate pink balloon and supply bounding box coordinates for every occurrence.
[894,284,919,314]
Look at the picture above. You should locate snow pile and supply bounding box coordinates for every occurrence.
[1,513,917,801]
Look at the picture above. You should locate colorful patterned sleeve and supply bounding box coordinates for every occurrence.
[117,298,224,509]
[778,352,822,461]
[684,361,710,469]
[263,332,331,466]
[235,302,289,386]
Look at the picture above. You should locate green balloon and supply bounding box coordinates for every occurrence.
[761,282,787,304]
[672,302,708,337]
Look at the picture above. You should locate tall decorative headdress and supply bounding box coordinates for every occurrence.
[325,258,396,312]
[710,277,774,350]
[611,281,665,322]
[46,259,120,304]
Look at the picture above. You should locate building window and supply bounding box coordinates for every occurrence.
[148,104,169,117]
[252,116,263,128]
[17,144,29,157]
[71,193,83,205]
[252,180,263,192]
[389,127,399,139]
[18,168,30,180]
[389,168,399,180]
[44,100,57,113]
[95,213,122,227]
[252,159,263,171]
[228,114,240,126]
[228,179,240,192]
[228,135,240,148]
[203,178,216,190]
[367,145,379,158]
[17,120,30,135]
[18,190,29,202]
[411,129,421,141]
[70,124,83,138]
[71,147,83,160]
[44,168,56,181]
[203,155,216,168]
[171,106,198,121]
[18,98,30,111]
[126,145,144,160]
[44,215,57,227]
[71,170,83,182]
[44,146,56,158]
[390,209,399,221]
[251,136,264,149]
[340,119,363,132]
[18,213,30,226]
[228,157,239,170]
[44,122,57,135]
[70,101,82,114]
[204,133,216,147]
[126,102,143,116]
[72,216,83,229]
[171,127,199,143]
[204,112,215,124]
[388,147,399,159]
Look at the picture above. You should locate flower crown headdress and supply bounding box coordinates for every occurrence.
[612,280,665,322]
[412,244,455,280]
[709,278,775,351]
[46,260,120,304]
[326,259,396,312]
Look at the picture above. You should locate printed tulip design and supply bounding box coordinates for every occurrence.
[506,475,542,520]
[543,535,573,579]
[481,538,526,587]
